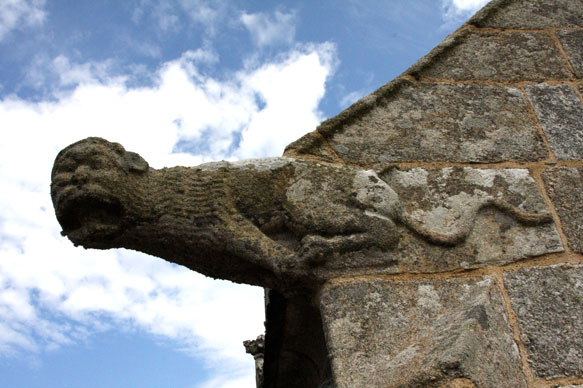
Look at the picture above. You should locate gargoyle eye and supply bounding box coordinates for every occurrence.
[121,151,149,173]
[112,143,125,156]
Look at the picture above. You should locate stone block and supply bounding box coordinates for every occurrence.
[470,0,583,29]
[543,167,583,253]
[320,277,527,388]
[324,80,547,165]
[309,166,563,278]
[380,167,563,273]
[504,264,583,378]
[526,84,583,160]
[416,31,570,81]
[558,30,583,78]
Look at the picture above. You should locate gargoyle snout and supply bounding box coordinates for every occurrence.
[50,137,139,249]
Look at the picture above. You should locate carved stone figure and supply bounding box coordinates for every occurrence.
[244,335,265,388]
[49,2,583,386]
[51,137,553,291]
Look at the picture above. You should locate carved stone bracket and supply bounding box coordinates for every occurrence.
[51,138,561,291]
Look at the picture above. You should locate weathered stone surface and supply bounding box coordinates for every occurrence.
[309,166,562,276]
[51,138,404,289]
[50,2,583,386]
[558,30,583,78]
[244,335,265,388]
[504,264,583,378]
[378,167,563,273]
[415,30,570,81]
[470,0,583,29]
[288,163,561,276]
[441,380,477,388]
[320,277,527,388]
[526,84,583,160]
[52,138,562,290]
[543,167,583,253]
[311,80,547,165]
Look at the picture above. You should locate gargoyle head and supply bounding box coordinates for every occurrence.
[51,137,150,248]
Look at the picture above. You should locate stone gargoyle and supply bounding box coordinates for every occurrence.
[51,137,552,290]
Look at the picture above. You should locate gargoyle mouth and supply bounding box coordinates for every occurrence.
[55,188,124,247]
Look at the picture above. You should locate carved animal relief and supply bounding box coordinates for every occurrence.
[50,1,583,386]
[51,137,560,290]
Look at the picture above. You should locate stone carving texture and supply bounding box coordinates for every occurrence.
[543,167,583,253]
[319,81,546,165]
[50,138,405,289]
[51,138,560,287]
[526,84,583,160]
[49,1,583,387]
[244,335,265,388]
[319,277,526,388]
[504,265,583,378]
[416,31,570,81]
[382,167,562,273]
[558,30,583,78]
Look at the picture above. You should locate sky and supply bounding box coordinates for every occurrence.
[0,0,490,387]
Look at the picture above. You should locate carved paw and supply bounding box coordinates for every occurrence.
[299,235,331,265]
[299,233,373,265]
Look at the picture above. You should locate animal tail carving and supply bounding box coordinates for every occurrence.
[397,198,554,247]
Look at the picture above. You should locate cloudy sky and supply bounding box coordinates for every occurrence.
[0,0,489,387]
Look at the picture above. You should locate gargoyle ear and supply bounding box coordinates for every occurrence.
[121,151,149,173]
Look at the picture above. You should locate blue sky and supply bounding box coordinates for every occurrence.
[0,0,489,387]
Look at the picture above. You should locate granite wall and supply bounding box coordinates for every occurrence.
[282,0,583,387]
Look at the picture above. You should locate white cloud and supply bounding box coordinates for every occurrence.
[180,0,225,32]
[235,43,336,158]
[132,0,226,36]
[441,0,490,27]
[0,42,335,385]
[51,56,119,87]
[21,55,124,96]
[0,0,46,41]
[241,11,296,48]
[132,0,178,32]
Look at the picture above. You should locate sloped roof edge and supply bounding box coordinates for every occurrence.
[466,0,512,27]
[405,0,513,78]
[283,0,511,160]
